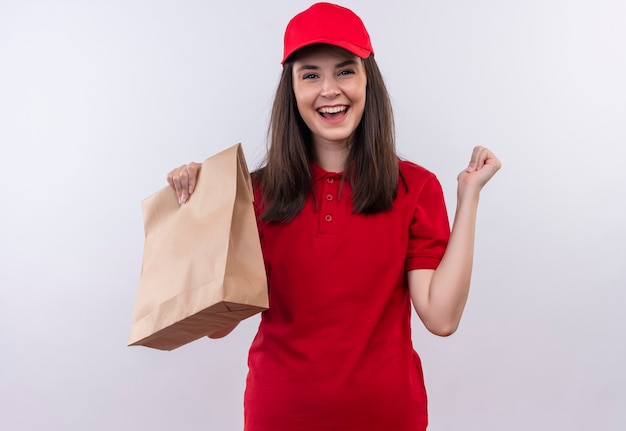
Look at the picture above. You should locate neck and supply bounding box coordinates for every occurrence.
[312,140,349,172]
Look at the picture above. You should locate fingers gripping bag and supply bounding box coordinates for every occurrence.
[128,144,268,350]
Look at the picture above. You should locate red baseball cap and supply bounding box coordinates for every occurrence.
[282,2,374,65]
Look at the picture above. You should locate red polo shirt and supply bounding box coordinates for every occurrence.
[244,160,450,431]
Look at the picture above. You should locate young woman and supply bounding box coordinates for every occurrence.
[167,3,501,430]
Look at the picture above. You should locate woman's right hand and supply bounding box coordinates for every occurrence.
[166,162,202,204]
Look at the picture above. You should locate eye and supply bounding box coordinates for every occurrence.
[338,69,355,76]
[302,73,318,80]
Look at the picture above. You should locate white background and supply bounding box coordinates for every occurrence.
[1,1,625,430]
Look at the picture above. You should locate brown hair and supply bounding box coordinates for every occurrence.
[255,46,398,222]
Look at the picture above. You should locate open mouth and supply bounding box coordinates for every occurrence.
[317,105,349,119]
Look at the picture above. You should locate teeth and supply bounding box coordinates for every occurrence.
[318,106,347,114]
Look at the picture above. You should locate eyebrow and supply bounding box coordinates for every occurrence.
[295,59,359,73]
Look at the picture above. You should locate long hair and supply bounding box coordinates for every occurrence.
[255,49,398,222]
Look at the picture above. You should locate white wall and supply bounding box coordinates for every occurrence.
[1,1,624,430]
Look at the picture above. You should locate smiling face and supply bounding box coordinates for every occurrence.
[291,45,367,155]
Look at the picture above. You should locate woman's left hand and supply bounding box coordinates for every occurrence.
[457,146,501,195]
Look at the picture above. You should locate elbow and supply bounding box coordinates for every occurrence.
[426,321,459,337]
[207,323,238,339]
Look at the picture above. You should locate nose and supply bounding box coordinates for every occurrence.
[320,77,340,98]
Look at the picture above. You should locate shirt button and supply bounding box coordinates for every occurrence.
[326,194,333,201]
[327,177,334,184]
[324,214,333,222]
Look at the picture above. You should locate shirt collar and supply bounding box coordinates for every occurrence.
[311,162,343,182]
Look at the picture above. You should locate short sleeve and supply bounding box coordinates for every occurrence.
[405,175,450,271]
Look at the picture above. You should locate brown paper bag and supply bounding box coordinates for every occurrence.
[128,143,268,350]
